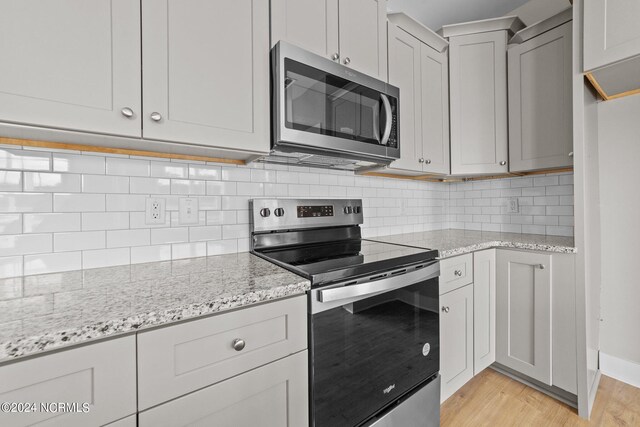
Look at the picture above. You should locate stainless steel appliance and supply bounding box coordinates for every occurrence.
[265,42,400,171]
[250,198,440,427]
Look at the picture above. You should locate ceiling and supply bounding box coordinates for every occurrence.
[386,0,532,31]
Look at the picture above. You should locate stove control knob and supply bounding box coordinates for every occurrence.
[274,208,285,217]
[260,208,271,218]
[344,206,353,214]
[353,206,361,214]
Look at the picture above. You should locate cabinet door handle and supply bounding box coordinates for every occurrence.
[536,264,546,270]
[500,161,507,166]
[150,112,162,122]
[121,107,134,118]
[332,53,340,61]
[569,152,574,157]
[454,269,463,276]
[232,338,246,351]
[419,158,425,163]
[343,57,351,65]
[441,306,450,313]
[425,159,432,164]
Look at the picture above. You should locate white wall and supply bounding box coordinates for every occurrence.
[597,95,640,367]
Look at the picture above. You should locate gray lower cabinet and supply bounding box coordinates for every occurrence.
[141,0,270,153]
[0,336,137,427]
[0,0,142,137]
[439,283,474,402]
[137,295,307,410]
[473,249,496,375]
[139,350,308,427]
[496,250,552,384]
[508,21,573,172]
[496,249,577,394]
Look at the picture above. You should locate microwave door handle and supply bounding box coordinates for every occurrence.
[380,94,393,146]
[373,99,380,142]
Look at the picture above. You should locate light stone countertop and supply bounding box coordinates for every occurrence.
[370,229,576,258]
[0,252,310,364]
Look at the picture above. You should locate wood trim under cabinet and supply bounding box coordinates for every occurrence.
[0,137,246,165]
[585,72,640,101]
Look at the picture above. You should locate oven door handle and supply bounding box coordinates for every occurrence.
[317,262,439,303]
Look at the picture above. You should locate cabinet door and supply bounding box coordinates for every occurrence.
[270,0,339,61]
[421,44,450,175]
[387,25,422,172]
[509,22,573,172]
[139,351,308,427]
[473,249,496,374]
[142,0,270,153]
[338,0,387,80]
[0,337,136,427]
[450,31,509,175]
[496,250,552,385]
[440,284,474,402]
[0,0,141,137]
[584,1,640,71]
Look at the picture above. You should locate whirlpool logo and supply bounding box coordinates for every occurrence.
[383,384,396,394]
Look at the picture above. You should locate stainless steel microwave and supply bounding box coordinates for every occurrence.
[266,41,400,171]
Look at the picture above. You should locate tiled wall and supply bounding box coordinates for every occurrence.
[447,172,574,236]
[0,146,448,278]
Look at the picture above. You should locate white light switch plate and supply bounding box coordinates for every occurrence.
[507,197,519,214]
[179,198,199,225]
[145,197,166,224]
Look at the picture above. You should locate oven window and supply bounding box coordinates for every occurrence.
[284,59,393,145]
[310,278,439,427]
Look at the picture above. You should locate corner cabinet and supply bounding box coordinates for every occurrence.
[386,13,450,175]
[508,16,573,172]
[271,0,387,80]
[443,17,524,176]
[473,249,496,374]
[141,0,270,152]
[0,0,142,137]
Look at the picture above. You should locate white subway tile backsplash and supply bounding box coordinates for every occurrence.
[172,242,206,260]
[546,185,573,196]
[23,172,81,193]
[130,212,170,229]
[189,226,222,242]
[171,179,206,195]
[83,248,130,269]
[0,256,23,279]
[221,167,251,182]
[151,227,188,245]
[189,164,221,180]
[130,177,170,194]
[0,234,52,256]
[130,245,171,264]
[250,169,276,183]
[221,196,250,210]
[54,231,105,252]
[24,251,81,275]
[546,205,574,216]
[53,153,105,174]
[0,214,21,235]
[82,174,129,193]
[207,239,237,256]
[0,193,52,212]
[236,182,264,196]
[533,176,559,186]
[107,229,150,248]
[106,194,147,212]
[0,148,50,171]
[150,162,187,178]
[23,213,80,233]
[222,224,249,239]
[106,157,150,176]
[54,193,105,212]
[81,212,129,231]
[0,171,22,191]
[198,196,221,211]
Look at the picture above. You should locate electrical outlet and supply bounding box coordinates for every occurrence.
[179,197,199,225]
[145,197,166,224]
[507,197,519,214]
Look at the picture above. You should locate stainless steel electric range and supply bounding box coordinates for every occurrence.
[250,198,441,427]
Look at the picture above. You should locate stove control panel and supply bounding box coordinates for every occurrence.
[250,198,363,233]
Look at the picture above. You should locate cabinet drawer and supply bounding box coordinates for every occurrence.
[139,350,308,427]
[137,295,307,410]
[439,253,473,294]
[0,337,136,427]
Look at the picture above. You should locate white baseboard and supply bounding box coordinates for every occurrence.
[600,352,640,388]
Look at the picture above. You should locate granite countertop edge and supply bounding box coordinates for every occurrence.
[0,279,310,365]
[438,240,577,258]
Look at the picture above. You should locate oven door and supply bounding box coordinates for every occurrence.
[309,262,440,427]
[273,42,400,162]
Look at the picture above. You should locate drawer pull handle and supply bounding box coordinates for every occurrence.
[442,306,450,313]
[536,264,546,270]
[454,269,463,277]
[232,338,246,351]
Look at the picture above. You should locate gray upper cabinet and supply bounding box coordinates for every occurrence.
[496,250,552,385]
[584,0,640,72]
[271,0,387,80]
[142,0,270,153]
[508,20,573,172]
[387,13,449,175]
[444,17,523,176]
[0,0,142,137]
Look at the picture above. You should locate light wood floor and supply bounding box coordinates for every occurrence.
[441,369,640,426]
